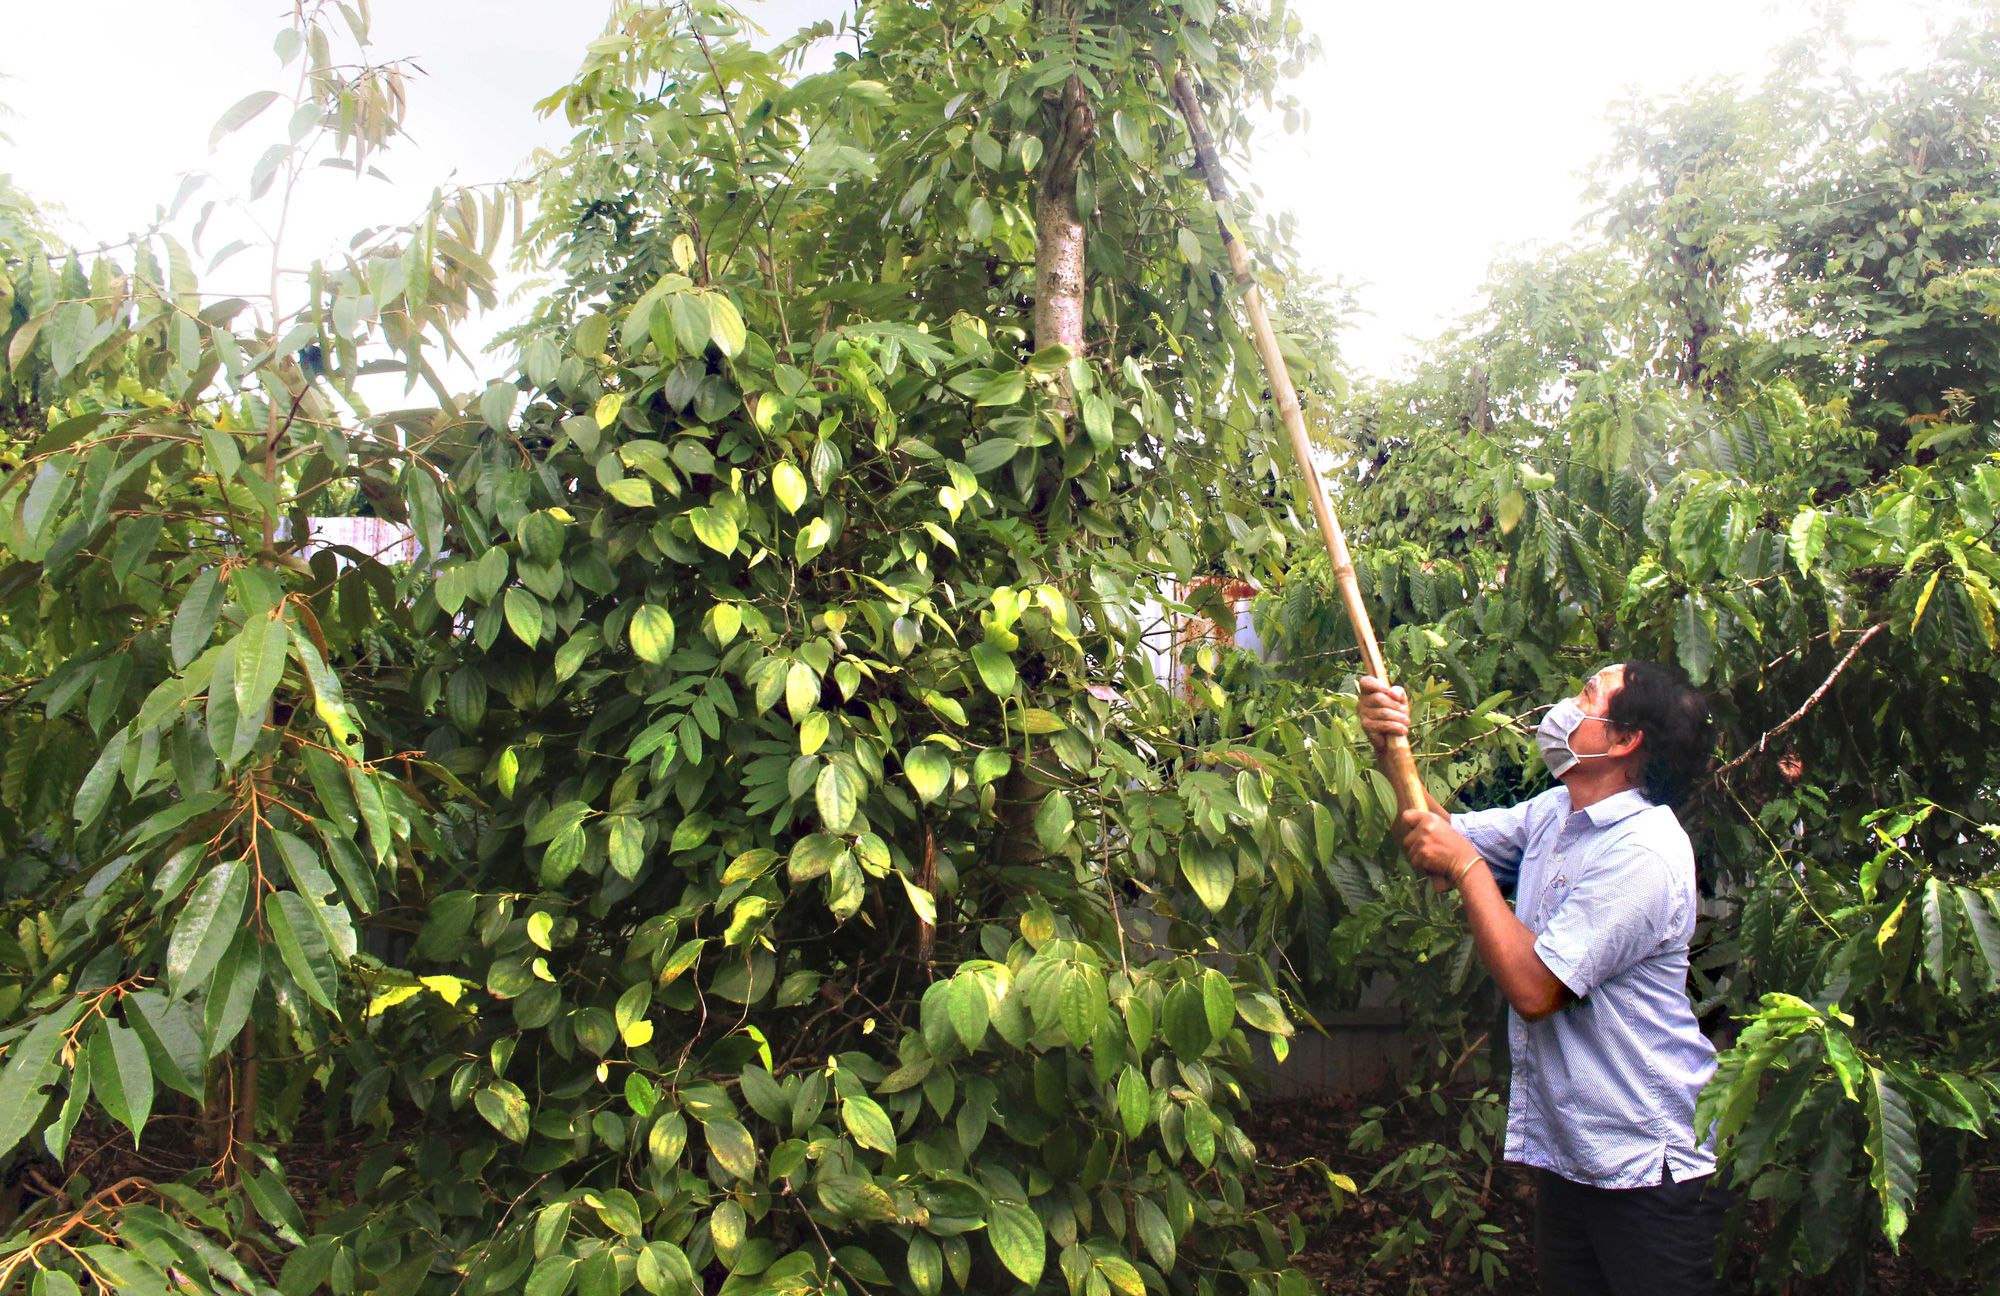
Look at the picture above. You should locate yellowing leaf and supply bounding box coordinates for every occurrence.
[705,293,747,356]
[629,604,676,664]
[771,460,807,514]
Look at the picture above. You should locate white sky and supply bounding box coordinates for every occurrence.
[0,0,1946,381]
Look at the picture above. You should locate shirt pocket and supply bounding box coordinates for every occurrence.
[1533,873,1573,928]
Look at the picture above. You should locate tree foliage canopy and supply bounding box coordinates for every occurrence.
[1260,13,2000,1288]
[0,2,1359,1294]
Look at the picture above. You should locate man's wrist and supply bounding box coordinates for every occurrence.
[1450,855,1485,888]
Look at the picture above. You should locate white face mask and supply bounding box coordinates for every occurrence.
[1536,696,1617,779]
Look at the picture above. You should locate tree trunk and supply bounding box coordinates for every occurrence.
[994,8,1097,869]
[1033,70,1094,395]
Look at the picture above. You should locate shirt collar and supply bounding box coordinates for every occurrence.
[1578,787,1653,828]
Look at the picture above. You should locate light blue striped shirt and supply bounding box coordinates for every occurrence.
[1454,786,1718,1189]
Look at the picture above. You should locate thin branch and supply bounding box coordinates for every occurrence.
[1714,622,1885,780]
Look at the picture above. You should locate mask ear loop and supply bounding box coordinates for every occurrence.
[1568,714,1623,762]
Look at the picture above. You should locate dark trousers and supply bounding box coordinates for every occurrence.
[1534,1166,1730,1295]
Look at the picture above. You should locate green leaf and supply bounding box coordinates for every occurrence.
[1177,226,1203,265]
[73,726,129,829]
[166,860,249,998]
[1864,1067,1920,1248]
[1034,791,1073,852]
[1674,596,1716,684]
[818,1173,895,1221]
[1201,968,1235,1041]
[476,1080,531,1143]
[973,371,1026,407]
[905,745,951,803]
[126,993,202,1099]
[89,1022,153,1144]
[842,1093,897,1155]
[1117,1066,1150,1138]
[947,975,989,1051]
[689,506,738,554]
[269,891,339,1010]
[969,641,1017,695]
[704,1115,757,1178]
[0,1002,81,1155]
[504,587,544,646]
[244,1167,308,1245]
[1057,964,1106,1049]
[171,568,226,668]
[816,761,861,833]
[1179,840,1235,913]
[286,618,363,753]
[1163,980,1212,1059]
[629,604,676,664]
[907,1232,944,1296]
[232,611,287,724]
[986,1199,1046,1287]
[1133,1194,1176,1271]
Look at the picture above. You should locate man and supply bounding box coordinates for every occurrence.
[1357,662,1726,1296]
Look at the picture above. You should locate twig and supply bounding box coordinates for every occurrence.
[1713,623,1885,780]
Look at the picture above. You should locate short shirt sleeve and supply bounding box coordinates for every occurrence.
[1531,845,1676,1000]
[1450,792,1551,893]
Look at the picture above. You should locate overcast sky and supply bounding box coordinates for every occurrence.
[0,1,1944,379]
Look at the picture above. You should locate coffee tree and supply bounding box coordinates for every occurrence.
[0,1,1356,1293]
[1260,13,2000,1289]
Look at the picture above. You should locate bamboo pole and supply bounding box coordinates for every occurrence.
[1169,67,1428,818]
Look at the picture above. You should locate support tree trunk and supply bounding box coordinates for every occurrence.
[994,9,1098,869]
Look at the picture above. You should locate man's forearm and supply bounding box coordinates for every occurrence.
[1457,863,1570,1021]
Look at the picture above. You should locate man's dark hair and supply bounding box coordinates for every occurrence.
[1607,661,1713,807]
